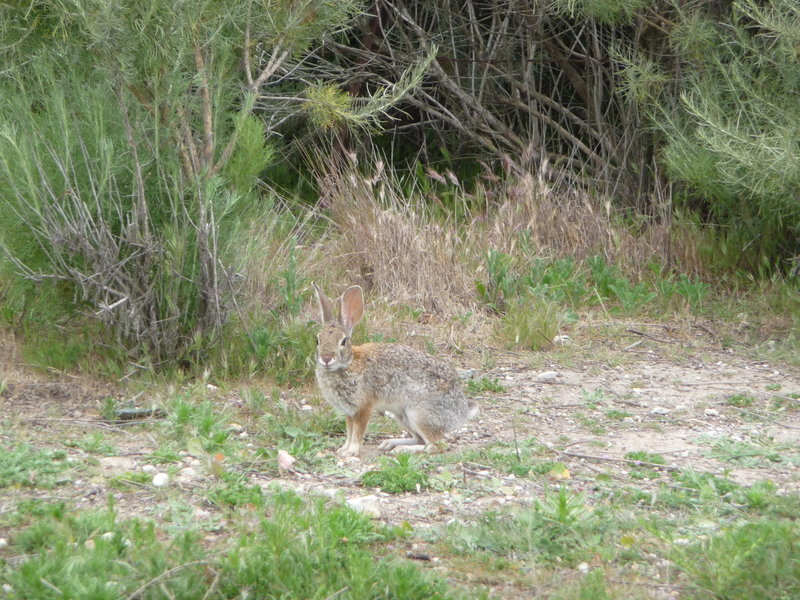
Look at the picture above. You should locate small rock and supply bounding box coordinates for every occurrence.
[704,408,720,417]
[301,404,313,411]
[206,383,219,391]
[141,464,156,474]
[673,538,690,546]
[553,335,571,345]
[228,423,245,433]
[457,368,476,380]
[650,406,670,415]
[152,472,170,487]
[535,371,560,383]
[0,538,7,549]
[347,495,381,517]
[577,562,590,574]
[99,456,136,471]
[177,467,198,483]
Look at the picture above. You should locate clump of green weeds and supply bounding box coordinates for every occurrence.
[672,518,800,600]
[207,472,265,508]
[446,487,613,566]
[498,294,562,350]
[361,454,429,493]
[3,491,453,600]
[0,445,71,488]
[466,377,505,394]
[725,394,755,407]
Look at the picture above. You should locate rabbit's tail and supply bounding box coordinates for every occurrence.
[467,400,479,420]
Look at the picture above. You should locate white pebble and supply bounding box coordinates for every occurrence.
[346,495,381,517]
[152,473,170,487]
[535,371,560,383]
[704,408,720,417]
[650,406,670,415]
[141,465,156,474]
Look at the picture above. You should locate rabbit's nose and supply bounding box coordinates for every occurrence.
[320,354,334,365]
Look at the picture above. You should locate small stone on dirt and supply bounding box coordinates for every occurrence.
[347,495,381,517]
[152,472,170,487]
[650,406,670,415]
[535,371,560,383]
[704,408,720,417]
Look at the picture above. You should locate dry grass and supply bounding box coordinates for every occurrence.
[307,151,702,318]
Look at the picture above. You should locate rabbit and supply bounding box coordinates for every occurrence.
[312,282,478,458]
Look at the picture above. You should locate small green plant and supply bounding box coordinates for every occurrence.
[675,274,709,312]
[498,294,561,351]
[725,394,755,407]
[466,377,505,394]
[582,389,606,409]
[65,432,116,455]
[208,472,265,508]
[704,436,787,467]
[0,445,71,488]
[766,383,782,391]
[361,453,429,493]
[476,249,517,312]
[624,451,666,479]
[604,409,631,420]
[608,279,657,315]
[446,487,610,566]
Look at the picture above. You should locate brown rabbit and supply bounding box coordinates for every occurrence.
[313,283,478,458]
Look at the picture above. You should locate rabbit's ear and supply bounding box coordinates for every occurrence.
[312,282,335,323]
[340,285,364,336]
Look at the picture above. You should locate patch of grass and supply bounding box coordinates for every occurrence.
[673,518,800,600]
[64,432,116,455]
[466,377,505,394]
[247,316,317,386]
[445,487,615,567]
[498,294,561,351]
[702,436,789,467]
[2,492,456,600]
[207,472,265,508]
[604,409,631,420]
[552,569,612,600]
[725,394,755,407]
[0,445,71,489]
[361,454,429,494]
[575,413,607,435]
[451,438,551,477]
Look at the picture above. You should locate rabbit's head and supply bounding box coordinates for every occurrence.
[313,283,364,372]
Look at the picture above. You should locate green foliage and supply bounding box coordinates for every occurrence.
[726,394,755,408]
[550,0,651,25]
[361,454,429,494]
[0,0,363,368]
[207,472,265,508]
[466,377,505,395]
[446,488,613,566]
[673,519,800,600]
[247,317,317,385]
[0,446,71,489]
[498,295,562,351]
[629,0,800,272]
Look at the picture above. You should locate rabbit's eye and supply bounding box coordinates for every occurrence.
[340,336,348,346]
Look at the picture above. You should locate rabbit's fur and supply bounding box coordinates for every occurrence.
[313,283,478,458]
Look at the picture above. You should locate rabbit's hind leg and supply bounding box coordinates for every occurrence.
[379,409,442,454]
